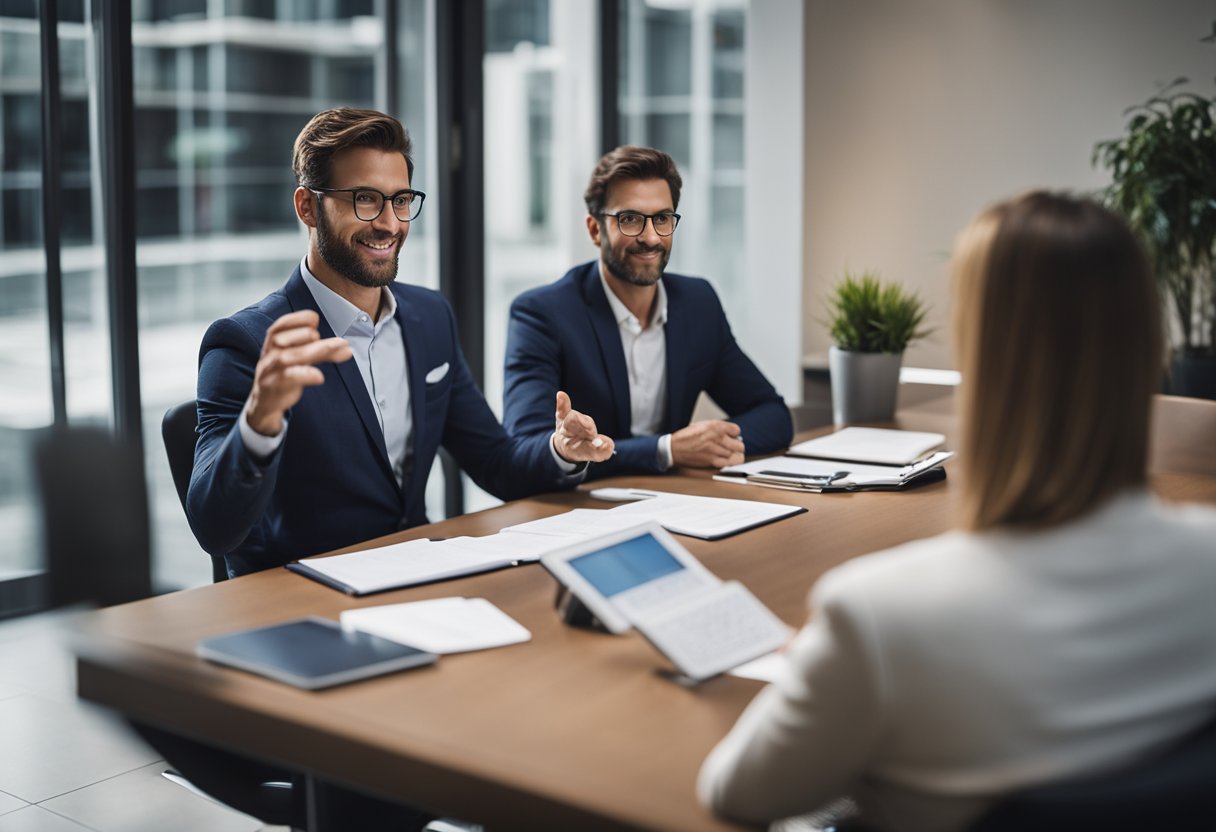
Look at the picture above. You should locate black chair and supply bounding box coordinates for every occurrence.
[970,718,1216,832]
[35,427,153,607]
[162,400,227,583]
[829,717,1216,832]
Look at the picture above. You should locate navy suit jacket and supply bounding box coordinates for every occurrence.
[504,261,792,480]
[189,266,578,576]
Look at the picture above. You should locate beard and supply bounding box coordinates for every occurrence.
[315,207,402,289]
[600,236,669,287]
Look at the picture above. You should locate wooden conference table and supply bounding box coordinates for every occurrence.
[74,396,1216,832]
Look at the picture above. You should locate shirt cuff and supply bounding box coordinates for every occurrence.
[549,433,588,476]
[658,433,673,470]
[239,404,286,460]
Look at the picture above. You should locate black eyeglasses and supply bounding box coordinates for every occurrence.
[600,211,681,237]
[310,187,426,222]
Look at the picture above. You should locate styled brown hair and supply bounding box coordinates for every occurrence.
[583,145,683,216]
[292,107,414,189]
[952,191,1161,531]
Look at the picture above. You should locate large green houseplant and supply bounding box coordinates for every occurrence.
[824,270,930,423]
[1093,24,1216,398]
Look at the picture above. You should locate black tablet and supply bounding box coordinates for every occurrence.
[197,616,437,690]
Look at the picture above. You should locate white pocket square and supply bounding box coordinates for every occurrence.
[425,362,450,384]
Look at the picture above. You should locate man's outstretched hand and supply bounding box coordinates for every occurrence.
[245,310,353,437]
[552,391,615,464]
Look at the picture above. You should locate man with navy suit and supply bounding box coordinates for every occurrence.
[188,108,614,578]
[504,145,792,479]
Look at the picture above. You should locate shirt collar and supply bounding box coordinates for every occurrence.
[299,255,398,336]
[597,262,668,333]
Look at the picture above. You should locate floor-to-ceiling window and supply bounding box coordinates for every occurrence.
[619,0,745,314]
[131,0,438,590]
[481,0,597,418]
[1,0,757,611]
[469,0,597,511]
[0,3,54,594]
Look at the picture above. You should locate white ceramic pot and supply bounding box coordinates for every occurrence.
[829,346,903,425]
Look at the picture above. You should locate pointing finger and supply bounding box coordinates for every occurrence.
[555,391,572,422]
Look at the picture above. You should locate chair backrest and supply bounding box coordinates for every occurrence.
[971,717,1216,832]
[1150,394,1216,477]
[35,427,152,607]
[161,400,227,583]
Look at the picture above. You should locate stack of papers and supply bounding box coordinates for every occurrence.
[340,597,531,654]
[719,428,952,493]
[787,427,945,465]
[289,493,806,595]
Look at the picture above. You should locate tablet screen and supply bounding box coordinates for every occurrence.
[198,617,436,689]
[567,532,684,597]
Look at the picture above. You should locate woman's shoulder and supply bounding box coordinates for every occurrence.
[812,530,979,606]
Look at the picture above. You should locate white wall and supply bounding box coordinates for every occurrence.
[803,0,1216,370]
[744,0,806,403]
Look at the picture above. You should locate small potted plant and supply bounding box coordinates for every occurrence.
[824,269,931,424]
[1093,23,1216,398]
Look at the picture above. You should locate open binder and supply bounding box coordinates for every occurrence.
[718,450,953,493]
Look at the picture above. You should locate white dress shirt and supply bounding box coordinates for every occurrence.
[598,267,673,469]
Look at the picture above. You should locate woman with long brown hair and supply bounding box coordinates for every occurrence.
[698,192,1216,831]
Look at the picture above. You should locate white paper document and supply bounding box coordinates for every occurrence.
[437,532,571,561]
[500,508,654,539]
[609,494,803,540]
[727,650,785,683]
[341,597,531,654]
[788,427,945,466]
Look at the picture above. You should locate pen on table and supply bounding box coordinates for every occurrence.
[588,487,663,501]
[758,470,851,483]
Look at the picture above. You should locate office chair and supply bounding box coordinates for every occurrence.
[34,426,153,607]
[969,717,1216,831]
[827,716,1216,832]
[162,399,227,582]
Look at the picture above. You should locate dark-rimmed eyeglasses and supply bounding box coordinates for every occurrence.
[310,187,426,222]
[600,211,681,237]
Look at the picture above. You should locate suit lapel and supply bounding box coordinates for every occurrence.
[661,277,689,433]
[395,291,428,477]
[284,269,396,486]
[581,266,632,432]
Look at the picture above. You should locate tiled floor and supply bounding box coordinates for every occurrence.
[0,608,280,832]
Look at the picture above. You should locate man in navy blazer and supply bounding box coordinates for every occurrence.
[189,108,613,578]
[504,146,792,479]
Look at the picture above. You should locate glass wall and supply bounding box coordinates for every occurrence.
[131,0,435,589]
[476,0,597,511]
[0,0,753,602]
[619,0,746,314]
[0,3,53,584]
